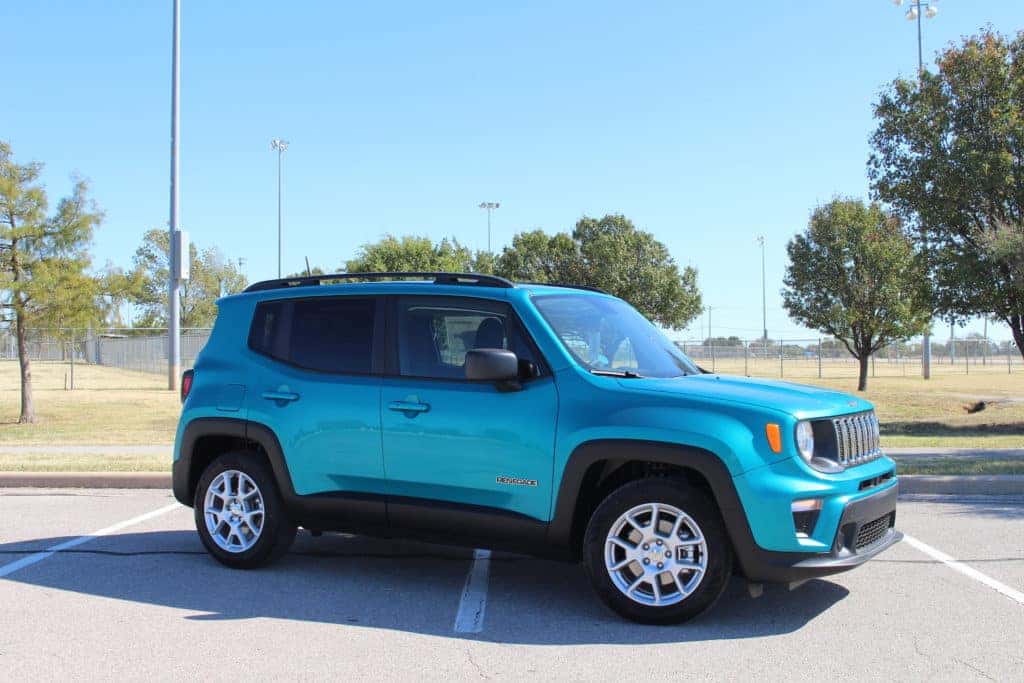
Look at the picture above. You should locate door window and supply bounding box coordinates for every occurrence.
[396,297,540,379]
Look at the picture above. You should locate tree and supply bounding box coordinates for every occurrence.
[782,199,931,391]
[129,229,247,328]
[345,235,476,274]
[869,29,1024,360]
[1,142,103,422]
[496,215,702,329]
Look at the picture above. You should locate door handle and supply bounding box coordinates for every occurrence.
[262,391,300,402]
[388,400,430,413]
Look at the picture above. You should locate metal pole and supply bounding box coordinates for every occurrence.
[758,236,767,342]
[744,341,749,376]
[486,207,492,253]
[817,338,822,379]
[916,2,932,381]
[277,146,282,278]
[167,0,181,392]
[983,318,988,365]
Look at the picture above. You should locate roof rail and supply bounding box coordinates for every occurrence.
[243,271,515,293]
[519,282,609,294]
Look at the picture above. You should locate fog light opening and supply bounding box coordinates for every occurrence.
[792,498,822,538]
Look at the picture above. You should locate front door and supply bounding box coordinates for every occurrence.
[380,296,558,522]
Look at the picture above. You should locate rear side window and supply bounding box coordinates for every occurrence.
[248,297,376,374]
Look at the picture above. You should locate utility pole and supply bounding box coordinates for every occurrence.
[757,236,767,343]
[271,138,289,278]
[167,0,181,392]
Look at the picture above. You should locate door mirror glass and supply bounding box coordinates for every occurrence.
[465,348,519,382]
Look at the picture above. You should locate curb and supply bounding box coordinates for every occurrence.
[898,475,1024,496]
[0,472,171,489]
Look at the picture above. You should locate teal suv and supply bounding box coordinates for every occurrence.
[173,272,900,624]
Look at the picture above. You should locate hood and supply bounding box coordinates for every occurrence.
[618,373,873,420]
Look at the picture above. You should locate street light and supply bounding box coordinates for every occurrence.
[271,138,289,278]
[167,0,182,392]
[890,0,938,379]
[478,202,500,253]
[756,235,767,343]
[891,1,938,77]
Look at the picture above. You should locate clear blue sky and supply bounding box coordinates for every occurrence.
[3,1,1022,341]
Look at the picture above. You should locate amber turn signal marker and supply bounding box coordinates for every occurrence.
[765,423,783,453]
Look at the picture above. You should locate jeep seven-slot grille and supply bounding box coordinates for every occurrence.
[855,513,893,551]
[832,411,883,467]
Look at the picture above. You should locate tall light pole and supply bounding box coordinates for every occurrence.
[756,235,767,343]
[271,138,289,278]
[167,0,182,391]
[479,202,500,253]
[891,0,938,379]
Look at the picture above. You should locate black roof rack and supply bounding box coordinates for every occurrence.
[519,281,609,294]
[243,271,515,293]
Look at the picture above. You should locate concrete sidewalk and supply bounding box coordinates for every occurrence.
[886,447,1024,459]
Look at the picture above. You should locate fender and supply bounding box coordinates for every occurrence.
[547,439,813,579]
[174,417,386,531]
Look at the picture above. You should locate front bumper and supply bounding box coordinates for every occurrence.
[734,482,901,583]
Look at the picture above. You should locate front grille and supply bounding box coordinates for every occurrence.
[832,411,883,467]
[855,513,893,551]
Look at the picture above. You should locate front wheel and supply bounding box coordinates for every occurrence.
[193,452,296,569]
[583,478,733,624]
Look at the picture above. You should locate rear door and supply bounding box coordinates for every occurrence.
[380,295,558,522]
[245,295,386,500]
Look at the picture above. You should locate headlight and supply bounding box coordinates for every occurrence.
[795,421,815,463]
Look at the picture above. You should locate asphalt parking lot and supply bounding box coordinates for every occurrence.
[1,490,1022,680]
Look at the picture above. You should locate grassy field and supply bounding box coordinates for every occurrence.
[0,361,180,446]
[1,359,1022,473]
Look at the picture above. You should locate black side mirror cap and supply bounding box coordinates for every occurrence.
[465,348,520,384]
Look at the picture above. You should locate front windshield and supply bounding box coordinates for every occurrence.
[532,294,700,378]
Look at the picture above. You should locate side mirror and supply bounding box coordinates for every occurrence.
[465,348,520,389]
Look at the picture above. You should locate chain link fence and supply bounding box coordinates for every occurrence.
[0,329,1019,389]
[676,338,1021,378]
[0,328,211,389]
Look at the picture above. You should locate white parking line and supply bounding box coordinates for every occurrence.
[454,548,491,633]
[903,533,1024,606]
[0,502,181,579]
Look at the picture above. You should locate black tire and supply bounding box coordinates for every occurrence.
[193,451,296,569]
[583,478,733,624]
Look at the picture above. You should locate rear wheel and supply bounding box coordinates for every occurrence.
[583,478,732,624]
[194,452,296,569]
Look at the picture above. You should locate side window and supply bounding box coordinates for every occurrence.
[289,298,375,374]
[248,301,282,356]
[396,297,540,380]
[248,297,376,374]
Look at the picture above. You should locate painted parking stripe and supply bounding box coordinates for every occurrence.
[0,502,181,579]
[903,533,1024,606]
[454,548,492,633]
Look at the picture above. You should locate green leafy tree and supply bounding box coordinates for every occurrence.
[496,215,702,329]
[1,142,104,422]
[782,199,931,391]
[129,229,247,328]
[869,29,1024,359]
[345,235,476,274]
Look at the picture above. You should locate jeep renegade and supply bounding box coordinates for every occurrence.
[173,272,900,624]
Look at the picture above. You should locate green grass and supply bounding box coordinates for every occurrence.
[0,452,167,472]
[0,361,180,445]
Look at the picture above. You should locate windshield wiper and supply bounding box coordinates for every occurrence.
[590,369,644,378]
